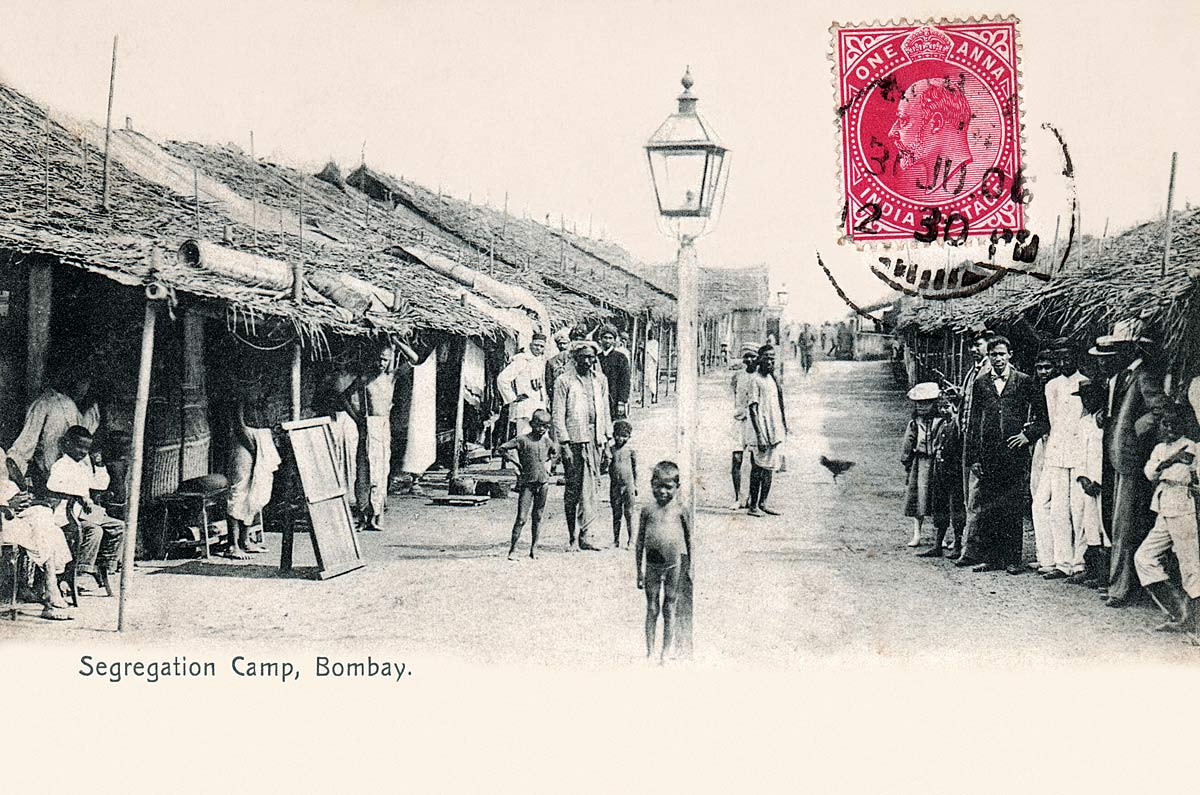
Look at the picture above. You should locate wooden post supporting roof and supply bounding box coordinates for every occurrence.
[117,280,160,632]
[449,338,467,482]
[26,256,53,400]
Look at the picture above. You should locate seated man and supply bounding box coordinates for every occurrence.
[1,446,73,619]
[46,426,124,593]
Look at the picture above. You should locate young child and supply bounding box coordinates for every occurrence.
[46,426,125,593]
[609,419,638,548]
[901,382,942,548]
[1134,404,1199,632]
[635,461,692,663]
[918,391,966,559]
[498,409,557,560]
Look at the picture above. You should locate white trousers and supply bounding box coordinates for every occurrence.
[1030,445,1054,569]
[1135,512,1200,598]
[1038,465,1088,574]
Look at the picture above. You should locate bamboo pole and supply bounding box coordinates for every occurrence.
[1077,205,1084,270]
[1161,152,1179,278]
[1049,214,1060,275]
[100,35,118,211]
[117,289,159,632]
[449,339,467,481]
[42,120,50,214]
[250,130,258,246]
[292,182,305,420]
[193,167,202,238]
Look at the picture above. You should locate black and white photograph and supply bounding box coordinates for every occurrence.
[2,1,1198,791]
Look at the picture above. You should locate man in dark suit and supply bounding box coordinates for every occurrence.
[965,336,1049,574]
[954,328,993,565]
[1091,321,1167,607]
[597,324,631,419]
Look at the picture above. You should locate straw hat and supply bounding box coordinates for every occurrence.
[1095,318,1153,347]
[740,344,758,356]
[907,382,940,401]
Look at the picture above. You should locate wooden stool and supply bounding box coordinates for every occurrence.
[158,486,230,560]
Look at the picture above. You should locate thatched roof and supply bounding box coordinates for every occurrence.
[0,82,516,342]
[349,166,676,321]
[894,210,1200,365]
[642,263,769,318]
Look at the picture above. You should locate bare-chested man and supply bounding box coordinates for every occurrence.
[348,340,420,531]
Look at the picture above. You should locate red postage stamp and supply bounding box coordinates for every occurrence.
[834,18,1023,244]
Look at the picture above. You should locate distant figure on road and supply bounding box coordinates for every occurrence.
[636,460,692,663]
[643,332,660,404]
[798,332,813,374]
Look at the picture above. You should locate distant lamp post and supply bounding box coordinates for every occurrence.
[777,283,790,307]
[644,67,730,659]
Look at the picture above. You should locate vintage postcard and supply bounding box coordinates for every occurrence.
[1,1,1198,792]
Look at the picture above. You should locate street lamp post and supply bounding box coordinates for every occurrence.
[645,67,730,658]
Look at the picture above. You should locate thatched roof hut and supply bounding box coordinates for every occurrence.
[347,166,677,322]
[0,82,515,344]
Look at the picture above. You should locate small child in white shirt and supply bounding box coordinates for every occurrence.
[1134,405,1199,632]
[46,426,124,592]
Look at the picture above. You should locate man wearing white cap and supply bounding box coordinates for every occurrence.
[729,345,758,510]
[1092,319,1167,607]
[497,333,548,438]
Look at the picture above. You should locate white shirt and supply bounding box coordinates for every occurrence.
[496,351,547,423]
[46,454,107,525]
[1043,371,1088,469]
[1144,437,1198,518]
[992,365,1011,394]
[7,389,99,474]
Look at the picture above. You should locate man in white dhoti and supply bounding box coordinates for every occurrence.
[226,400,281,558]
[747,345,788,517]
[497,333,548,437]
[354,342,419,529]
[1,445,72,619]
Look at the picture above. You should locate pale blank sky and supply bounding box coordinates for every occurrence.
[2,0,1197,321]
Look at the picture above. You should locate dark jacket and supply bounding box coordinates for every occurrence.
[597,348,631,408]
[1106,363,1166,475]
[965,367,1048,481]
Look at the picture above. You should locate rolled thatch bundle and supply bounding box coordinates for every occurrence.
[178,239,292,291]
[307,270,382,316]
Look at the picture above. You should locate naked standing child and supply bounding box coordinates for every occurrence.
[636,461,692,662]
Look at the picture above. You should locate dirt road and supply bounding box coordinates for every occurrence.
[6,357,1196,665]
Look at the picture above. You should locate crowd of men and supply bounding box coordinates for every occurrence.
[496,323,636,550]
[914,318,1199,633]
